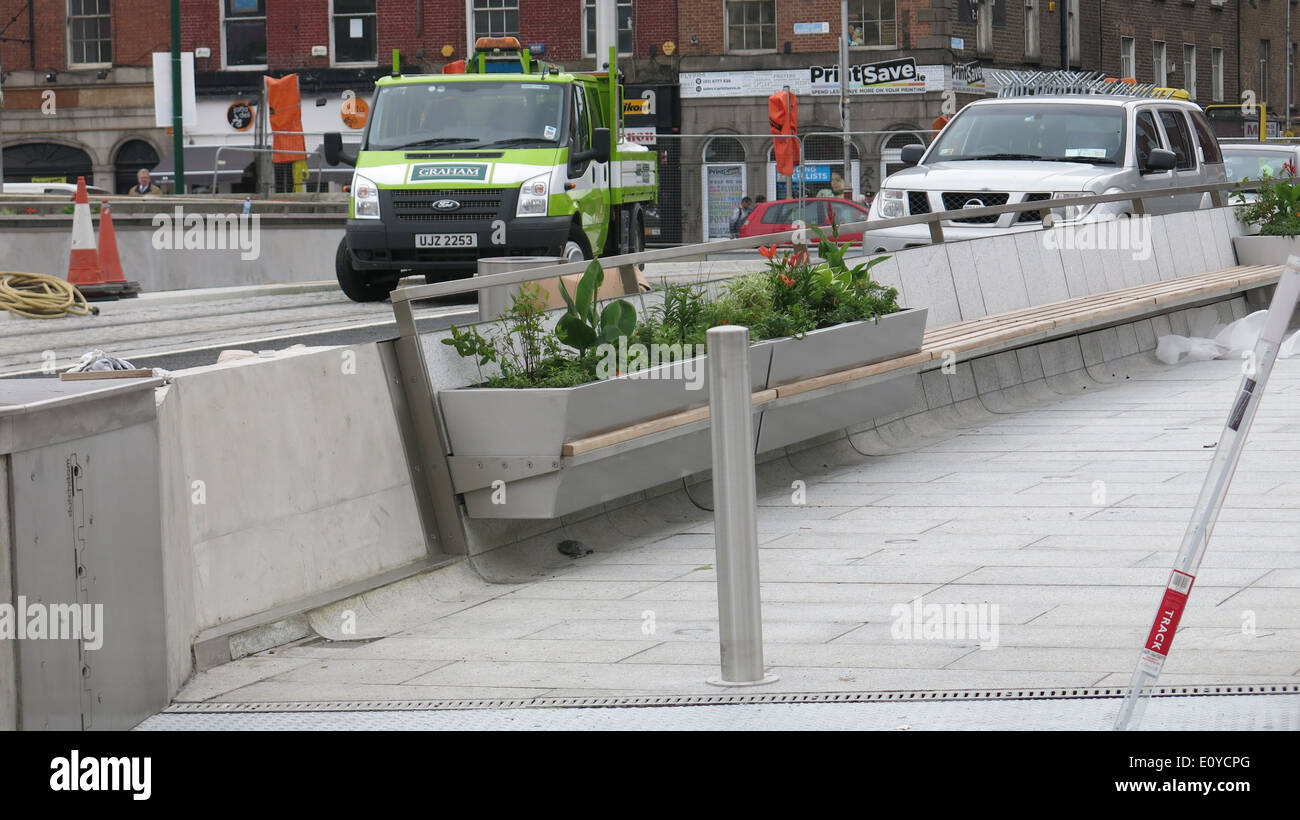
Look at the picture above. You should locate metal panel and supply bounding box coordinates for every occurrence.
[764,308,928,388]
[438,344,772,458]
[756,374,923,453]
[11,422,166,731]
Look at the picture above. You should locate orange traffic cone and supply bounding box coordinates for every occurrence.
[66,176,102,288]
[92,200,141,299]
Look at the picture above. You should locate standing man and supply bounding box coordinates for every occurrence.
[729,196,754,238]
[130,168,163,196]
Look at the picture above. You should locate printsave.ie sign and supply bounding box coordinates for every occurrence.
[408,164,489,183]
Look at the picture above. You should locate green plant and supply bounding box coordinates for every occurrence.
[555,260,637,354]
[440,223,903,389]
[1233,160,1300,236]
[442,282,569,387]
[637,279,711,347]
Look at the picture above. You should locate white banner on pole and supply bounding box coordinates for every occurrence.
[152,52,198,128]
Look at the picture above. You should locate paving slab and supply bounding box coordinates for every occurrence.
[168,356,1300,711]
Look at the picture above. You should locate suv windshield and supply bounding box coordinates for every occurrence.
[366,81,566,150]
[929,103,1126,164]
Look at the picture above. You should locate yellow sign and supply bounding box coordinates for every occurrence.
[622,98,650,115]
[30,175,66,183]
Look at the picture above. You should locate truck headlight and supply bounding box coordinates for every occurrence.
[1051,191,1094,222]
[353,174,380,219]
[878,188,906,219]
[517,172,549,217]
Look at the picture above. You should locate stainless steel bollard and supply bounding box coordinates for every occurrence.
[705,325,778,687]
[475,256,564,321]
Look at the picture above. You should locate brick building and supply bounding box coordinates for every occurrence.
[1238,0,1295,135]
[1097,0,1239,112]
[0,1,679,192]
[1,0,171,191]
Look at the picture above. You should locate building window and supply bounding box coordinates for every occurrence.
[68,0,111,66]
[332,0,377,65]
[1120,37,1134,79]
[472,0,519,40]
[881,131,923,183]
[768,134,861,200]
[726,1,775,52]
[1211,47,1224,102]
[224,0,267,68]
[1153,40,1167,87]
[584,0,634,57]
[1260,40,1270,103]
[703,136,747,240]
[1183,44,1196,100]
[848,0,896,48]
[1024,0,1040,60]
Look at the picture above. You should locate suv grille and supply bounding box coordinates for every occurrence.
[387,188,509,223]
[942,191,1009,224]
[1017,192,1053,223]
[907,191,931,214]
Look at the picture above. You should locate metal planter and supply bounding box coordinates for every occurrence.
[438,308,929,519]
[757,307,928,452]
[1232,235,1300,267]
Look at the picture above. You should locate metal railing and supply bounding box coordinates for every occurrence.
[390,176,1254,309]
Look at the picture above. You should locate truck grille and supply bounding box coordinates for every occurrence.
[942,192,1009,224]
[1017,192,1054,223]
[386,188,509,223]
[907,191,931,214]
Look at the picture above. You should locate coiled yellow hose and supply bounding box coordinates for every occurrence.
[0,272,98,319]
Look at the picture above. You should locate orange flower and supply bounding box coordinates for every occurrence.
[789,250,809,267]
[779,273,795,288]
[758,245,776,259]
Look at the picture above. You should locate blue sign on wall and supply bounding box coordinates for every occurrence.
[791,164,831,183]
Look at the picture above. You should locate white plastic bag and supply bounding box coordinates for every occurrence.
[1156,309,1300,365]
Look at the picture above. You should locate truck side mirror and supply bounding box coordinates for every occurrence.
[593,128,611,164]
[1144,148,1176,173]
[324,132,357,167]
[900,144,925,165]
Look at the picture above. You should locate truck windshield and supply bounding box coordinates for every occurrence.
[366,81,566,150]
[929,103,1126,164]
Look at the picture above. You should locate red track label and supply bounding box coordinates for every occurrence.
[1145,571,1195,656]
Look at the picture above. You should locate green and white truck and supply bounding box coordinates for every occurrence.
[324,39,658,302]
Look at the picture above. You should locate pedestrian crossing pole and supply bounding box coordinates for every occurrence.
[1114,259,1300,731]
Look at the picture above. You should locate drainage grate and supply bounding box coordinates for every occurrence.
[163,683,1300,714]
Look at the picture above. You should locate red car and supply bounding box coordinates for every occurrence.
[738,197,873,244]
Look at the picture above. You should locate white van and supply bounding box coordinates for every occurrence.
[2,182,113,196]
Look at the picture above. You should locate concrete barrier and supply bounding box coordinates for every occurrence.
[0,458,13,731]
[0,219,344,292]
[155,342,438,684]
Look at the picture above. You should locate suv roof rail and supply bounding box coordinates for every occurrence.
[987,70,1184,100]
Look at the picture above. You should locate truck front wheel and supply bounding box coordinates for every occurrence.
[335,237,399,303]
[562,223,590,263]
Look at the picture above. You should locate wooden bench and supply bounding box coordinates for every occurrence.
[560,263,1283,457]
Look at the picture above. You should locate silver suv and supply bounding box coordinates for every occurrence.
[863,95,1226,251]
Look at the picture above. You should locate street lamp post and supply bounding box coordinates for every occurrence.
[840,0,852,200]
